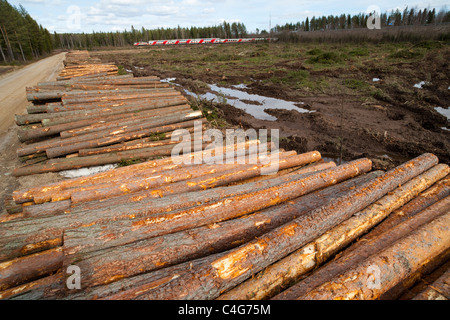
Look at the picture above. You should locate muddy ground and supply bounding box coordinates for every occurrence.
[91,41,449,170]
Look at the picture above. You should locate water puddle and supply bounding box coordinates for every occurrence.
[161,78,313,121]
[161,77,177,83]
[206,84,312,121]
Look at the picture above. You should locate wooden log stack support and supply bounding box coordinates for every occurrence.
[0,50,449,300]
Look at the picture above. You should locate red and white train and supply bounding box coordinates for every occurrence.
[133,38,273,46]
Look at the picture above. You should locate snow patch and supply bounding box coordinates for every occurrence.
[59,164,118,178]
[413,81,429,89]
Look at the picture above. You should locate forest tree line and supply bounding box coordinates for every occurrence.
[51,5,450,50]
[1,0,449,59]
[0,0,53,63]
[54,21,248,50]
[271,6,450,32]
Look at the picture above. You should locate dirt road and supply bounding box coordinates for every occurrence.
[0,53,66,214]
[0,53,66,134]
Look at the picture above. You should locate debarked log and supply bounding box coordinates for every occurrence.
[131,153,438,300]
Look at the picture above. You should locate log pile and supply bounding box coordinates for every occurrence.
[58,51,117,79]
[13,51,205,177]
[1,51,449,300]
[1,151,449,300]
[62,50,102,67]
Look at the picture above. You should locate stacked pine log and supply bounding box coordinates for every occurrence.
[62,50,102,67]
[13,51,205,177]
[58,50,117,79]
[1,151,449,300]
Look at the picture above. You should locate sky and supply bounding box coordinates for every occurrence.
[9,0,449,34]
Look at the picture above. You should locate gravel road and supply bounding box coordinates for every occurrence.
[0,53,66,214]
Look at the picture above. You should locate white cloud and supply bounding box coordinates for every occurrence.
[7,0,450,33]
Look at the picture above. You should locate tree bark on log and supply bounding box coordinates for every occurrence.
[412,268,450,300]
[0,272,65,300]
[0,248,63,291]
[297,210,450,300]
[69,152,319,204]
[271,189,450,300]
[70,160,333,213]
[1,149,303,262]
[131,153,437,300]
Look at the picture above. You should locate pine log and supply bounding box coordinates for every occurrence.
[271,189,450,300]
[298,210,450,300]
[66,252,226,300]
[69,151,319,204]
[12,137,258,202]
[1,145,279,261]
[0,247,63,291]
[33,142,277,204]
[412,268,450,300]
[71,159,332,213]
[0,272,64,300]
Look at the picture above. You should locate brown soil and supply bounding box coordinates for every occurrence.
[91,43,449,171]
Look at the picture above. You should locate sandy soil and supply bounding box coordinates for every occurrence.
[0,53,66,214]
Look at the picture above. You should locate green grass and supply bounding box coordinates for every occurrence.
[388,48,423,59]
[117,65,128,75]
[348,47,369,56]
[117,158,142,167]
[305,51,348,67]
[343,79,369,91]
